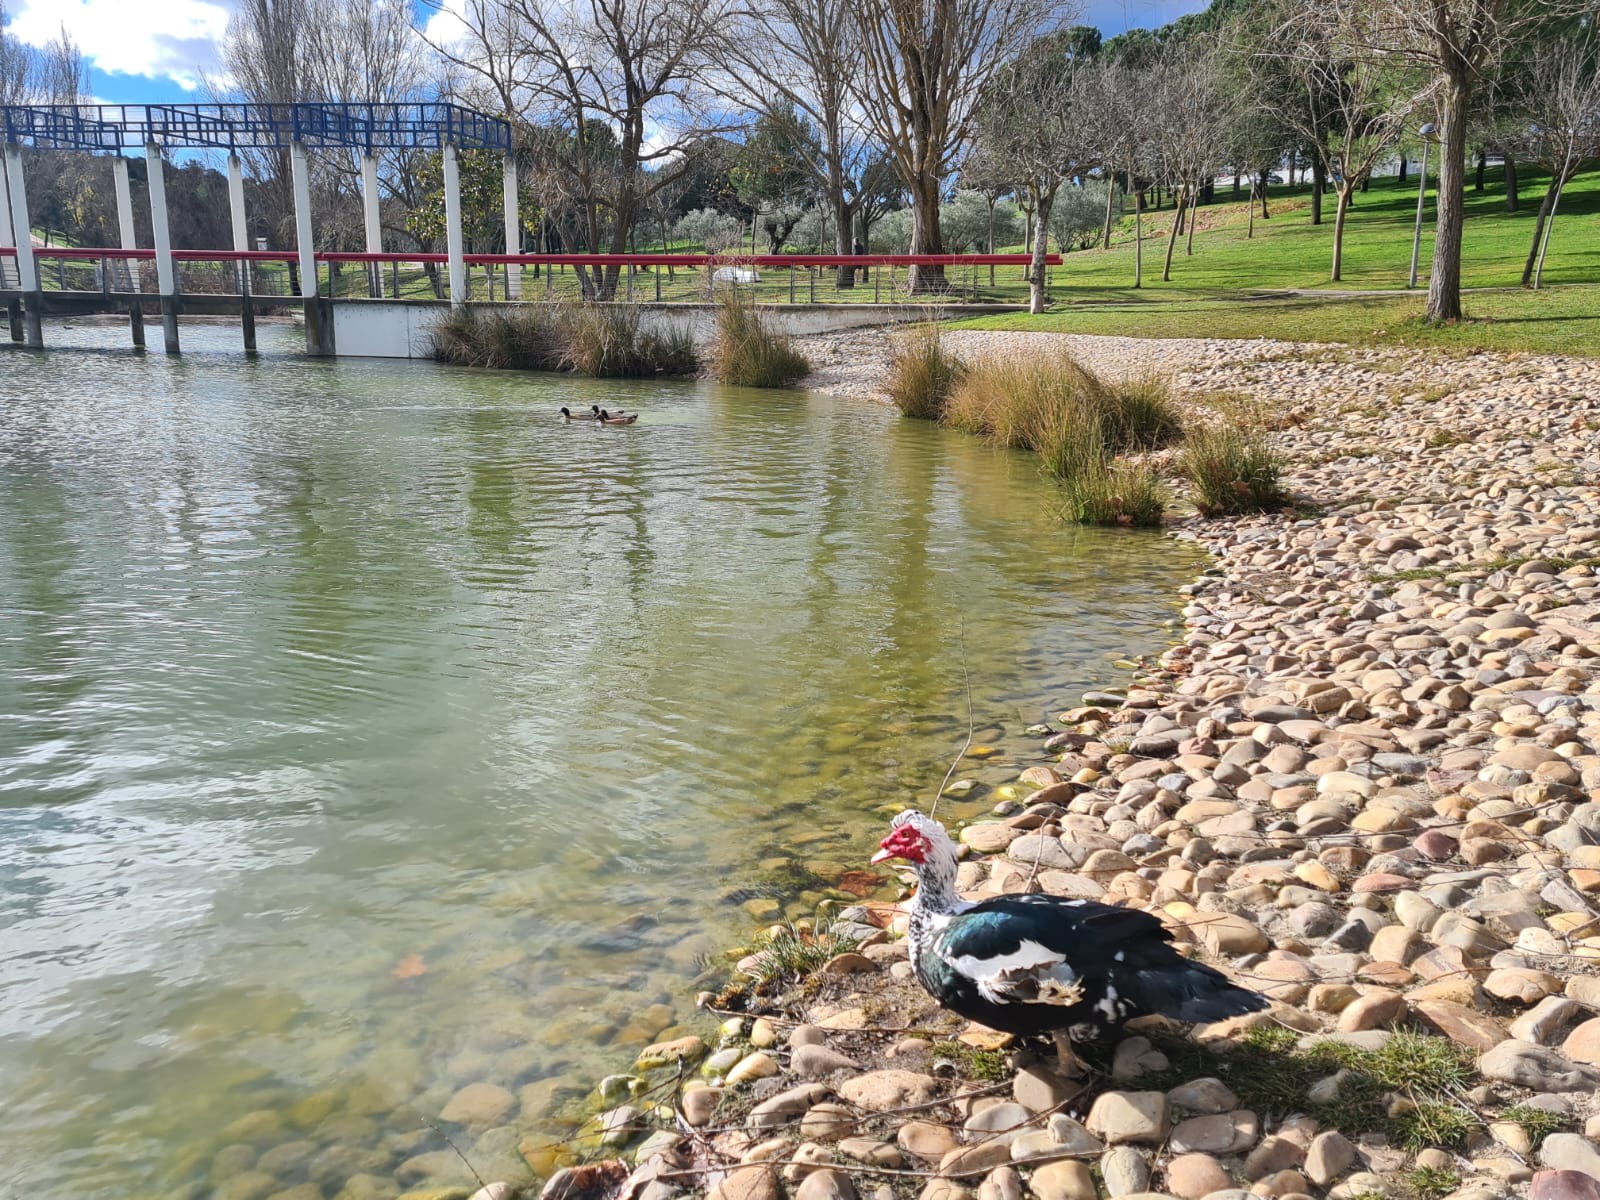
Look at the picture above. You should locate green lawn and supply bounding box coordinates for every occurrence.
[964,165,1600,355]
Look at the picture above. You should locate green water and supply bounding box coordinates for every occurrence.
[0,319,1204,1199]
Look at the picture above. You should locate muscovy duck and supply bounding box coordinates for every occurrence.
[871,811,1268,1074]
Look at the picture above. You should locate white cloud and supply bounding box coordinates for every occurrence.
[8,0,233,91]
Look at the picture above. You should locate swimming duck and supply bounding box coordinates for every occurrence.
[560,406,599,420]
[597,409,638,425]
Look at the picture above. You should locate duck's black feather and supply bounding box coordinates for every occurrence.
[916,893,1267,1039]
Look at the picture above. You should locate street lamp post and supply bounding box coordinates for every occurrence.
[1408,122,1437,290]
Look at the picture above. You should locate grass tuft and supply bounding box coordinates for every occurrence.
[1403,1167,1462,1200]
[1502,1103,1571,1149]
[930,1041,1008,1081]
[1180,421,1287,515]
[887,321,966,420]
[741,920,860,987]
[560,304,697,378]
[709,293,811,387]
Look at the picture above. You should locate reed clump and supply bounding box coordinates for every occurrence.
[429,301,697,378]
[886,321,966,420]
[1179,420,1288,515]
[708,293,811,387]
[560,304,697,378]
[940,351,1176,527]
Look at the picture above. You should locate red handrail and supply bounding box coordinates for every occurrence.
[2,247,1059,267]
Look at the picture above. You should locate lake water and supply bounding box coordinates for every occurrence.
[0,319,1204,1199]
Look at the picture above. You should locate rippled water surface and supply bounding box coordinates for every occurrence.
[0,318,1204,1199]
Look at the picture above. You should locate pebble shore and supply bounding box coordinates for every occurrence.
[534,333,1600,1200]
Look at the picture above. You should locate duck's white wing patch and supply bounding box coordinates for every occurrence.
[942,937,1085,1007]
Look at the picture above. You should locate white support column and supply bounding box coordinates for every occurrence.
[360,151,382,255]
[4,141,38,292]
[443,140,466,306]
[113,155,137,249]
[145,140,179,353]
[227,152,255,350]
[227,153,249,256]
[0,157,15,252]
[145,142,175,296]
[502,151,521,299]
[290,140,317,298]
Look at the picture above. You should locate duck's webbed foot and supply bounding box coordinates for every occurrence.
[1051,1029,1089,1080]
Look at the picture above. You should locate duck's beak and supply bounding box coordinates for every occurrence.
[870,844,897,865]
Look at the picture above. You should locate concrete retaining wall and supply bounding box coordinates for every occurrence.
[328,299,1026,360]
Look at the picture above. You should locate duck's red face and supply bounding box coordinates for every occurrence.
[871,823,931,865]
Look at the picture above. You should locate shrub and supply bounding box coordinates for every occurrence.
[1180,421,1287,515]
[887,322,966,420]
[708,293,811,387]
[428,302,696,378]
[560,304,697,378]
[430,304,567,371]
[944,351,1169,527]
[1105,372,1184,450]
[1057,448,1169,528]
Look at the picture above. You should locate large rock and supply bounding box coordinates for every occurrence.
[708,1165,782,1200]
[441,1083,517,1130]
[796,1169,858,1200]
[1086,1092,1169,1145]
[1029,1160,1097,1200]
[1531,1172,1600,1200]
[1542,1135,1600,1182]
[1305,1131,1356,1186]
[839,1070,940,1111]
[792,1044,863,1077]
[1479,1042,1600,1092]
[1165,1154,1232,1200]
[1412,1000,1507,1051]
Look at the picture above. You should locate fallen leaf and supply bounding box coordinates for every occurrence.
[392,954,427,980]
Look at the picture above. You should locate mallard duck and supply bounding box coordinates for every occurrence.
[560,406,599,420]
[597,409,638,425]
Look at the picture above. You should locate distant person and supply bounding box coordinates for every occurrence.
[854,238,868,284]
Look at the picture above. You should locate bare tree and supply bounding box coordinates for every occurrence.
[1256,0,1420,280]
[40,22,88,106]
[1342,0,1589,321]
[1149,49,1228,282]
[0,0,42,105]
[974,34,1090,312]
[428,0,736,299]
[849,0,1068,291]
[1513,34,1600,288]
[722,0,881,287]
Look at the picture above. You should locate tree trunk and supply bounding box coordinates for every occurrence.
[1426,72,1470,323]
[1175,193,1186,235]
[1311,161,1325,225]
[1533,174,1567,289]
[1247,179,1256,239]
[1331,182,1355,280]
[1134,195,1142,288]
[1101,168,1116,250]
[1475,149,1486,192]
[1398,154,1407,185]
[1259,170,1270,219]
[1029,192,1056,314]
[832,193,856,290]
[1521,180,1560,287]
[1162,185,1186,281]
[907,171,946,293]
[1185,184,1198,255]
[1504,154,1519,213]
[1232,173,1241,198]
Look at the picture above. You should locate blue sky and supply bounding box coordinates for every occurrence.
[6,0,1209,106]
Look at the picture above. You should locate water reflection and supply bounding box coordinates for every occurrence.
[0,319,1203,1199]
